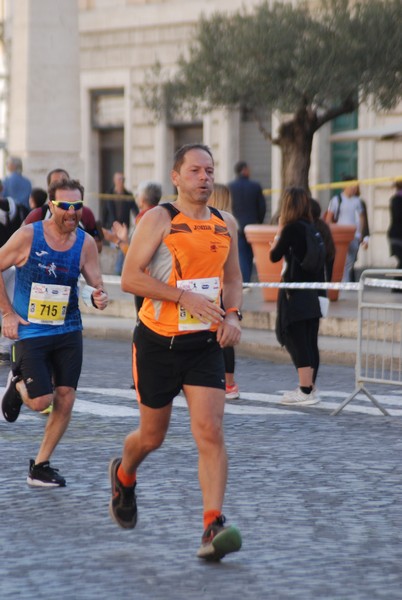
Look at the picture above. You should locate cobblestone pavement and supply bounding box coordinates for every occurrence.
[2,337,402,599]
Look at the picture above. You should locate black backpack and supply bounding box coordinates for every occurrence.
[6,202,30,235]
[297,221,326,275]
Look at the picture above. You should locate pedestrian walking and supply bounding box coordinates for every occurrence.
[102,172,138,274]
[387,180,402,292]
[270,187,324,406]
[109,143,243,561]
[325,175,364,282]
[228,161,266,284]
[0,178,108,487]
[3,156,32,210]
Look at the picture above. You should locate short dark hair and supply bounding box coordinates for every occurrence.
[234,160,248,175]
[48,178,84,202]
[30,187,48,208]
[173,144,213,172]
[46,168,70,187]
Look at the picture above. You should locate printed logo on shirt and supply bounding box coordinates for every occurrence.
[37,262,69,278]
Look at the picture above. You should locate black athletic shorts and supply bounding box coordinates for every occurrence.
[11,331,83,399]
[132,321,225,409]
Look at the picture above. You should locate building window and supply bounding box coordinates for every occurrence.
[172,123,203,153]
[91,89,125,130]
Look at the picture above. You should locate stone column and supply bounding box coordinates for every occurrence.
[7,0,82,187]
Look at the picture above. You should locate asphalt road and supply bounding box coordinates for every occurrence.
[1,337,402,600]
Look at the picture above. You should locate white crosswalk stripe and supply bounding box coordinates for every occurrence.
[2,386,402,420]
[74,387,402,417]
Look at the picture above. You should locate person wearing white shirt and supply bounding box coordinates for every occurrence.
[325,176,364,282]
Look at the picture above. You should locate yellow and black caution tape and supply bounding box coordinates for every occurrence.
[87,175,402,201]
[263,175,402,196]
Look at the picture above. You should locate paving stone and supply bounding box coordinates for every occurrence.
[1,338,402,599]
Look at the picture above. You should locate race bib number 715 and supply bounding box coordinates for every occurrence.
[28,282,71,325]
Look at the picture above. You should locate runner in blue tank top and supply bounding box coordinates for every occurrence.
[0,178,108,487]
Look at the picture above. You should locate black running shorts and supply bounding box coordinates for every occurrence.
[132,321,225,409]
[11,331,83,399]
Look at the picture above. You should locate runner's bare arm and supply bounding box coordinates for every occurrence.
[0,226,34,335]
[217,212,243,347]
[80,234,108,310]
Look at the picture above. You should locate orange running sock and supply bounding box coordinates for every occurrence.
[203,509,222,530]
[117,464,136,487]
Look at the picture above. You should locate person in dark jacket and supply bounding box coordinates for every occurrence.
[228,161,266,284]
[387,180,402,292]
[270,187,323,406]
[102,172,138,275]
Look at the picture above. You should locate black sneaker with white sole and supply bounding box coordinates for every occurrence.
[27,459,66,487]
[109,457,137,529]
[2,371,23,422]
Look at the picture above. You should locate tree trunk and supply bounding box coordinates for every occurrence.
[276,107,316,193]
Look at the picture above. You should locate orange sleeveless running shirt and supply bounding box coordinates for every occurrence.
[139,204,231,337]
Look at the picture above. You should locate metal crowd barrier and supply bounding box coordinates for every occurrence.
[101,271,402,416]
[330,269,402,416]
[233,271,402,416]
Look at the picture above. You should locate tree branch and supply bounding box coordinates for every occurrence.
[249,108,273,142]
[315,95,357,130]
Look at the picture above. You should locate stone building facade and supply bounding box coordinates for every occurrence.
[2,0,402,267]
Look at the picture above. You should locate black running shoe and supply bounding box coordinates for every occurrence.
[2,371,23,422]
[0,351,10,365]
[197,515,242,561]
[27,459,66,487]
[109,457,137,529]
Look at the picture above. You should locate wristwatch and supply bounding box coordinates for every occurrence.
[225,307,243,321]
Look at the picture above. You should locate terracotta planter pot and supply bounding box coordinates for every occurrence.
[328,224,356,300]
[244,223,356,303]
[244,225,282,302]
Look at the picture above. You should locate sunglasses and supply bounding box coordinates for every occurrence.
[52,200,84,211]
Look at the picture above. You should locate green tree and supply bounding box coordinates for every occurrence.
[142,0,402,190]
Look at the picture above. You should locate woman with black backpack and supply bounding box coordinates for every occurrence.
[270,187,325,407]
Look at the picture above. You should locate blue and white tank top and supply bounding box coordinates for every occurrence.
[13,221,85,340]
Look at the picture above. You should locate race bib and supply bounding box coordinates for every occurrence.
[28,282,71,325]
[177,277,220,331]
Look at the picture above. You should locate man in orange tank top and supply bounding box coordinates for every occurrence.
[108,143,243,561]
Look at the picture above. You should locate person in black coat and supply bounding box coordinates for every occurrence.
[388,180,402,291]
[270,187,324,406]
[228,161,266,284]
[102,172,138,275]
